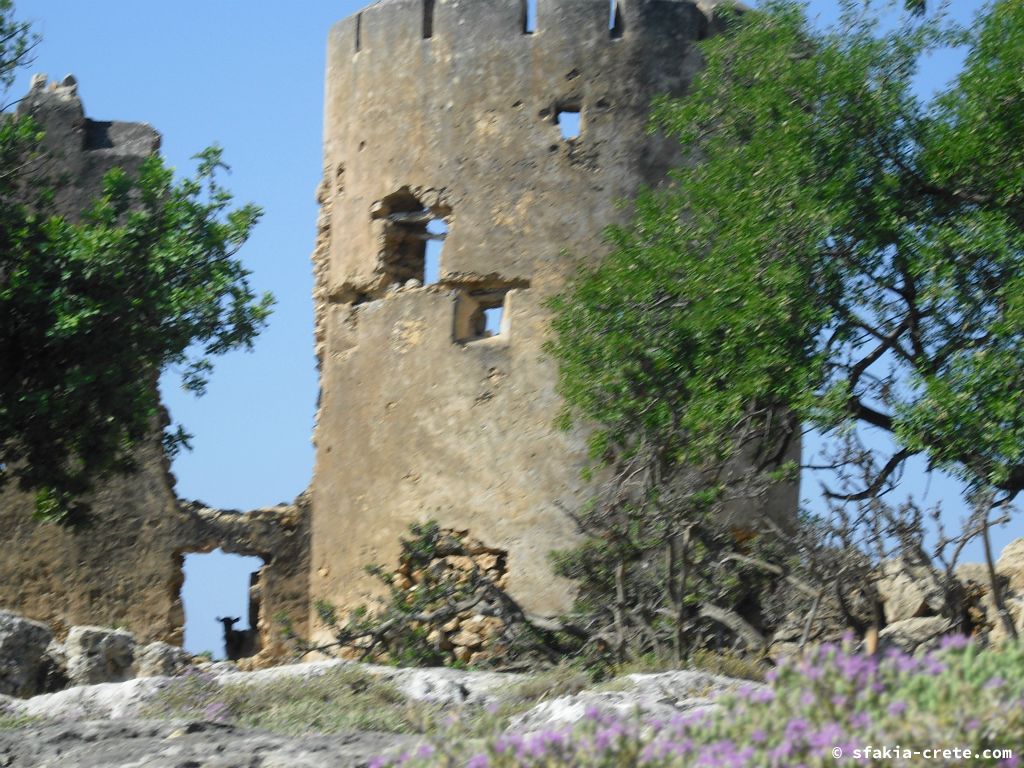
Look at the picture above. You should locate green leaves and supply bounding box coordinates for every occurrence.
[0,132,270,522]
[0,0,33,93]
[549,0,1024,510]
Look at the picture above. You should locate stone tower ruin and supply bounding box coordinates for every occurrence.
[309,0,768,634]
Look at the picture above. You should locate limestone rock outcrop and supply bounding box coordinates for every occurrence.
[996,538,1024,595]
[0,612,206,698]
[877,616,952,654]
[134,641,193,679]
[0,660,750,767]
[0,611,53,697]
[876,558,947,623]
[64,626,137,687]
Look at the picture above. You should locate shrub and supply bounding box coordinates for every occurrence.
[310,522,578,669]
[376,638,1023,766]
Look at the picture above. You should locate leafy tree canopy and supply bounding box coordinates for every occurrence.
[0,1,272,522]
[549,0,1024,507]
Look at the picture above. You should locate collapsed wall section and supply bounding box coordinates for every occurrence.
[0,79,310,657]
[311,0,763,638]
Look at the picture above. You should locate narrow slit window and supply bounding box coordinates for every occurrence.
[423,0,435,38]
[558,109,581,140]
[523,0,537,34]
[610,0,625,38]
[424,218,447,285]
[355,12,363,52]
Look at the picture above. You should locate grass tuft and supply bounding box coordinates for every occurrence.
[140,665,443,737]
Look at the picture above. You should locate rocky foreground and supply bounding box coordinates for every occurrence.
[0,660,743,767]
[0,718,408,768]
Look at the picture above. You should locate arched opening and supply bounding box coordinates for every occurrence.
[181,549,265,660]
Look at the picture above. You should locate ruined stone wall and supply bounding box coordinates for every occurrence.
[0,79,310,656]
[311,0,793,637]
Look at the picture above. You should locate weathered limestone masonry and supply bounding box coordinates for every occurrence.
[310,0,786,637]
[0,78,310,660]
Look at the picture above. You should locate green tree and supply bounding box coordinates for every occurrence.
[549,0,1023,651]
[0,2,272,523]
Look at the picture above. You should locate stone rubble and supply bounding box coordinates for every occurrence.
[769,537,1024,657]
[507,670,750,733]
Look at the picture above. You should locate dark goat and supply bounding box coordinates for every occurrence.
[216,616,255,661]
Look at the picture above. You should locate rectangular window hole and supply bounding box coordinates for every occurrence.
[455,290,510,343]
[558,109,581,140]
[523,0,537,34]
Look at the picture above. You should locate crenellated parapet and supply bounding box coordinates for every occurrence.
[330,0,709,55]
[314,0,721,356]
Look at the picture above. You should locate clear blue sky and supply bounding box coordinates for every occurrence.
[10,0,1012,657]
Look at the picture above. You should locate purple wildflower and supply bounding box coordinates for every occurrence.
[802,665,824,681]
[893,654,919,674]
[939,634,970,651]
[202,701,230,723]
[751,688,776,704]
[785,717,811,739]
[887,700,907,716]
[849,711,872,730]
[734,684,757,700]
[808,721,843,751]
